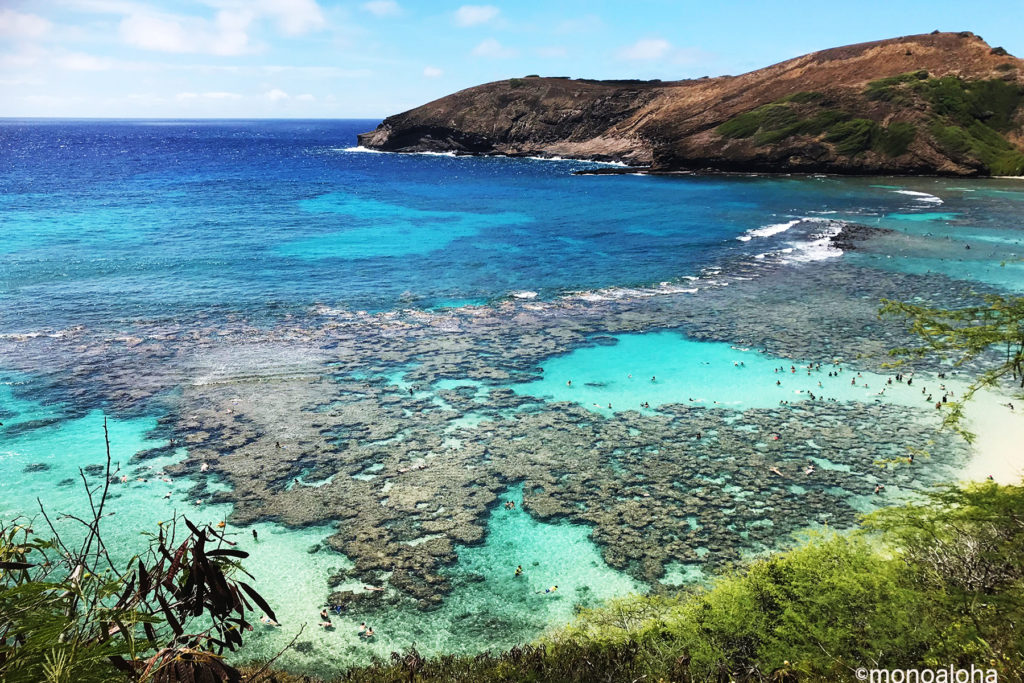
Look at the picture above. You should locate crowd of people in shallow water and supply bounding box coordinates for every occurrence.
[557,357,983,488]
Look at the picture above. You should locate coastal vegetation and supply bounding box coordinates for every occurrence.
[714,72,1024,171]
[716,98,917,158]
[881,293,1024,441]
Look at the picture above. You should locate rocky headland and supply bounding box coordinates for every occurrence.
[358,32,1024,176]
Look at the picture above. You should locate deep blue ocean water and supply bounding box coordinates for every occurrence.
[5,118,1022,333]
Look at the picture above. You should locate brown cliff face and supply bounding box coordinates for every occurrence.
[358,32,1024,175]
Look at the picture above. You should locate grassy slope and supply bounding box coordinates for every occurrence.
[714,73,1024,174]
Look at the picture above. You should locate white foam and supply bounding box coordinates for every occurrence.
[783,221,845,263]
[336,146,386,154]
[893,189,943,204]
[511,291,538,299]
[736,219,801,241]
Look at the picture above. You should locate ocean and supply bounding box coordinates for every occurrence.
[2,118,1023,673]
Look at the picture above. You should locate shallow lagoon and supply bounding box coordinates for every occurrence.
[513,331,932,415]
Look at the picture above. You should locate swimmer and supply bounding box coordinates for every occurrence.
[873,484,884,494]
[358,622,366,634]
[769,466,784,477]
[364,585,385,592]
[545,585,558,593]
[200,462,209,472]
[514,565,523,577]
[364,627,375,638]
[804,465,815,475]
[252,529,258,541]
[163,491,172,499]
[566,380,572,387]
[259,615,279,627]
[651,376,656,382]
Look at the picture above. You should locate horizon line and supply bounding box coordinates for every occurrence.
[0,116,385,121]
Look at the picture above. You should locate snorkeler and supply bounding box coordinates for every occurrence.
[514,565,523,577]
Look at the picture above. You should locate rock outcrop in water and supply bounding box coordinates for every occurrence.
[358,32,1024,176]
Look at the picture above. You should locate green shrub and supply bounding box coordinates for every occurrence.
[780,91,825,104]
[873,121,917,156]
[717,110,763,138]
[826,118,880,155]
[929,120,1024,174]
[865,70,929,101]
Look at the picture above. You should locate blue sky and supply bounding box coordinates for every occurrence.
[1,0,1022,118]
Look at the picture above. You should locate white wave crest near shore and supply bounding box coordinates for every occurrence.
[784,221,846,263]
[893,189,943,204]
[337,146,386,153]
[736,219,801,242]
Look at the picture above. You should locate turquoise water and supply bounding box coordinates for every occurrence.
[278,193,532,260]
[513,331,929,415]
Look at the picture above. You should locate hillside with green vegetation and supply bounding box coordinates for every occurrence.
[361,32,1024,175]
[713,72,1024,175]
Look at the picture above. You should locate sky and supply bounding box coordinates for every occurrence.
[2,0,1023,119]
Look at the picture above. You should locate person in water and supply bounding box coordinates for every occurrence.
[252,529,258,541]
[514,565,523,577]
[545,585,558,593]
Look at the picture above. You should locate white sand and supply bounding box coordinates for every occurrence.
[958,386,1024,485]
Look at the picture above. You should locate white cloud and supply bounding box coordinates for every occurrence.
[120,10,252,55]
[0,45,46,69]
[472,37,516,58]
[54,52,114,71]
[252,0,325,36]
[295,93,315,101]
[265,88,289,101]
[0,9,52,39]
[422,65,443,78]
[362,0,401,17]
[618,38,672,61]
[104,1,326,55]
[454,5,499,27]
